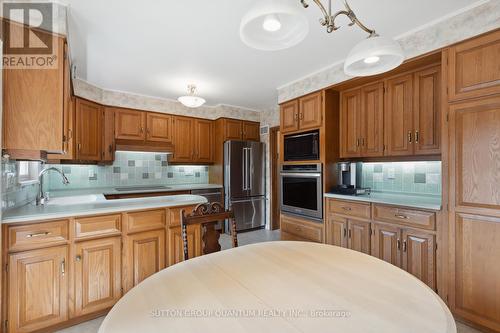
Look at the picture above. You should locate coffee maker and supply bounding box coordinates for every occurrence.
[330,162,371,196]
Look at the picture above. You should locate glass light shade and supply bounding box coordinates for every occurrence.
[178,96,206,108]
[240,0,309,51]
[344,35,405,77]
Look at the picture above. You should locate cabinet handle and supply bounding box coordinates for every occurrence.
[408,131,413,143]
[361,138,365,146]
[403,240,407,252]
[294,113,298,121]
[342,206,352,211]
[61,259,66,276]
[299,113,304,120]
[348,229,352,239]
[26,231,51,238]
[140,127,144,133]
[78,143,82,151]
[76,255,82,262]
[415,130,419,144]
[397,239,401,250]
[68,128,73,140]
[356,138,360,147]
[343,228,347,238]
[395,214,409,220]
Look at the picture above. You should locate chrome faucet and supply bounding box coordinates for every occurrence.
[36,167,70,206]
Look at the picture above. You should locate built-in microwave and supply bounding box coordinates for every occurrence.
[283,130,320,161]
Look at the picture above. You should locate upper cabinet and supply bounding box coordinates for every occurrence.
[75,99,103,161]
[280,92,323,134]
[448,30,500,102]
[341,82,384,158]
[217,118,261,142]
[115,109,146,141]
[146,113,173,143]
[171,116,214,164]
[3,27,68,158]
[339,64,442,158]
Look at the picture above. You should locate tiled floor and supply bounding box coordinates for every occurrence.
[56,229,485,333]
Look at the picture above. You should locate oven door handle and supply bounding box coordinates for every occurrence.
[280,172,321,178]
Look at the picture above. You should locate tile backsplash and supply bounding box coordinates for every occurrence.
[47,152,209,191]
[361,162,441,196]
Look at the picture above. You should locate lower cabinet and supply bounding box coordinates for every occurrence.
[122,229,166,293]
[167,225,201,266]
[325,199,437,290]
[280,214,323,243]
[74,237,122,317]
[8,246,69,333]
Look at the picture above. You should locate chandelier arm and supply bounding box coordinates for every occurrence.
[340,0,376,35]
[309,0,331,25]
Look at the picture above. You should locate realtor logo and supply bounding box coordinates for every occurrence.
[2,2,58,69]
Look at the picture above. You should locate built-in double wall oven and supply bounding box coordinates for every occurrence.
[280,164,323,220]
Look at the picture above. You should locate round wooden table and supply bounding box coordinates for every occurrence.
[99,242,456,333]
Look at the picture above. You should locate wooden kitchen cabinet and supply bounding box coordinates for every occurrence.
[216,118,261,142]
[414,66,441,155]
[448,30,500,102]
[242,121,261,141]
[280,100,300,133]
[347,219,371,255]
[280,214,324,243]
[74,237,122,317]
[3,28,68,158]
[325,216,348,248]
[122,229,166,292]
[102,108,116,163]
[371,222,401,267]
[146,113,173,143]
[223,118,245,140]
[195,119,214,162]
[171,116,194,163]
[75,98,103,161]
[167,225,201,266]
[280,92,322,134]
[340,88,362,158]
[385,73,414,156]
[401,229,435,290]
[114,109,146,141]
[8,246,68,333]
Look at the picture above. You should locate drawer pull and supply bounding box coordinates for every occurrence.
[295,227,302,232]
[403,240,407,252]
[343,228,347,238]
[26,231,51,238]
[61,259,66,276]
[342,207,352,211]
[76,255,82,262]
[348,229,352,239]
[395,214,409,220]
[397,239,401,250]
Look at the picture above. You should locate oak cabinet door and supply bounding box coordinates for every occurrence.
[171,116,194,163]
[385,74,414,156]
[114,109,146,141]
[195,119,214,163]
[76,98,103,161]
[102,108,115,162]
[280,100,299,134]
[299,92,322,130]
[341,89,362,158]
[167,225,201,266]
[224,119,243,140]
[401,229,435,290]
[360,82,385,157]
[8,246,68,333]
[325,216,348,248]
[372,222,401,267]
[146,113,173,143]
[451,213,500,330]
[414,66,441,155]
[347,219,371,255]
[242,121,261,141]
[123,230,165,292]
[74,237,121,317]
[449,30,500,101]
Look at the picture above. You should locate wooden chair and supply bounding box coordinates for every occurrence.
[181,202,238,261]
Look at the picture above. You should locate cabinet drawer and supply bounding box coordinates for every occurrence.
[328,199,371,220]
[7,220,69,252]
[74,214,121,239]
[167,206,197,227]
[280,215,323,243]
[125,209,165,234]
[373,205,436,230]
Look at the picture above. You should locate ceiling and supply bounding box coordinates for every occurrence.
[65,0,480,110]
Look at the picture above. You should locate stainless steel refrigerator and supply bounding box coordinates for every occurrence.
[224,141,265,232]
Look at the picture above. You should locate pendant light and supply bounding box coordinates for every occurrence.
[240,0,309,51]
[178,84,206,108]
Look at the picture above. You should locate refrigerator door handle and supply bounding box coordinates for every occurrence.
[242,148,247,190]
[248,148,252,191]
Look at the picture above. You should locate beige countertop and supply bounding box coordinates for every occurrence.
[324,192,442,211]
[99,241,456,333]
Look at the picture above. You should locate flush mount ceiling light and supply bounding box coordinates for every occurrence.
[300,0,404,76]
[178,84,206,108]
[240,0,309,51]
